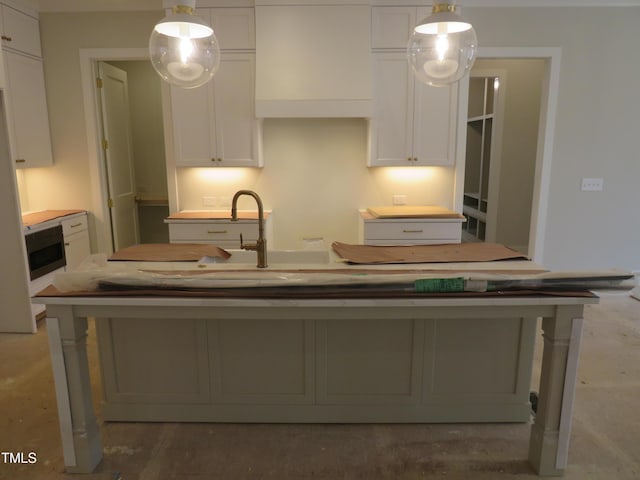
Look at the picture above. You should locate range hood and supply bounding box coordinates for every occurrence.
[255,4,373,118]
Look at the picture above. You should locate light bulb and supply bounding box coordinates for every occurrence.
[407,4,477,87]
[149,5,220,89]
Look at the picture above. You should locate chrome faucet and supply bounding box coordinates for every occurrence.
[231,190,267,268]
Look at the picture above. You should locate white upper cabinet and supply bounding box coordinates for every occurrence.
[1,3,53,169]
[200,7,255,51]
[3,51,53,168]
[169,8,261,168]
[368,6,456,167]
[0,4,41,57]
[170,53,261,168]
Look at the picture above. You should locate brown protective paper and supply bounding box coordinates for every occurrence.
[331,241,528,264]
[109,243,231,262]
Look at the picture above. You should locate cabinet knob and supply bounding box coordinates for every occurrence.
[1,35,12,42]
[407,157,412,162]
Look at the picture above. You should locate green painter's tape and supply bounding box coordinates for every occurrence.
[414,277,465,293]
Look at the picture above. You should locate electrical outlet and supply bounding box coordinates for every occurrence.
[202,195,217,207]
[392,194,407,205]
[581,178,603,191]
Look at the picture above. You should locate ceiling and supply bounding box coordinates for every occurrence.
[33,0,640,12]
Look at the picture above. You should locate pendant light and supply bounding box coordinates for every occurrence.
[407,3,477,87]
[149,0,220,89]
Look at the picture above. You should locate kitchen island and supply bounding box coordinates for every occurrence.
[36,251,599,476]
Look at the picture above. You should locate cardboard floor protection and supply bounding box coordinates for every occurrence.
[332,242,528,264]
[109,243,231,262]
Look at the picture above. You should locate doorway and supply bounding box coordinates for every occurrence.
[80,48,170,254]
[456,48,561,263]
[104,60,170,246]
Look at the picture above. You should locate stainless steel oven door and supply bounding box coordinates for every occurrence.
[25,225,66,280]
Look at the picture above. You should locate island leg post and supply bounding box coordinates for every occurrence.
[47,305,102,473]
[528,304,585,476]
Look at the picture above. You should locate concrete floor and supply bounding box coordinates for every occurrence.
[0,294,638,480]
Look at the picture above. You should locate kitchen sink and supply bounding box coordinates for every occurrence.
[215,249,330,265]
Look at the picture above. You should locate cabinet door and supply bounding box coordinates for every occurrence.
[210,8,255,50]
[170,54,260,168]
[3,51,53,168]
[1,5,41,57]
[413,81,457,166]
[213,54,260,167]
[171,81,217,167]
[369,53,413,167]
[196,8,255,51]
[64,229,91,271]
[371,6,416,50]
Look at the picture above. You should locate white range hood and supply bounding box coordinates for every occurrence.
[255,4,373,118]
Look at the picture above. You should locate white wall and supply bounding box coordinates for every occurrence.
[24,6,640,271]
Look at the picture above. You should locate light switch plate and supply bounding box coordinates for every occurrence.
[581,178,603,191]
[202,195,217,207]
[392,194,407,205]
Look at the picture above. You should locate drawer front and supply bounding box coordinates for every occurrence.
[61,214,88,237]
[168,222,258,243]
[364,221,461,241]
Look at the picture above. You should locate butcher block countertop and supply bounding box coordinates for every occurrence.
[166,210,270,221]
[363,206,465,220]
[22,209,85,229]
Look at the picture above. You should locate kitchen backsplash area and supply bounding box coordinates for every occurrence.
[176,118,456,250]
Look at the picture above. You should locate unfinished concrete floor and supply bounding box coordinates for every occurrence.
[1,294,639,480]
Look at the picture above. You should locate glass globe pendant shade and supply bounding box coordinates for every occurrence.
[407,3,477,87]
[149,4,220,89]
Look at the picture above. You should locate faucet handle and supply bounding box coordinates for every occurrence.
[239,233,257,251]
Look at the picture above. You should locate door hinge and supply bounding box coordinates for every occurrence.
[96,77,103,89]
[102,139,108,150]
[107,198,114,208]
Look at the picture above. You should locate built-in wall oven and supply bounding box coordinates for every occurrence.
[25,225,66,280]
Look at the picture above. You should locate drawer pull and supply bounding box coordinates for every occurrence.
[207,230,227,234]
[15,158,26,163]
[403,229,423,233]
[69,222,83,228]
[1,35,12,42]
[64,242,70,246]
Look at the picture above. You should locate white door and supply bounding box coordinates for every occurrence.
[98,62,139,251]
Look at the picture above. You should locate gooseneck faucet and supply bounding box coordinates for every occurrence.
[231,190,267,268]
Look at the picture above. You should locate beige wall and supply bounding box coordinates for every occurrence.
[24,6,640,270]
[19,11,161,212]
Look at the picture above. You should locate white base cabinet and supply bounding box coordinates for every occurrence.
[166,214,273,249]
[62,213,90,271]
[359,211,464,245]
